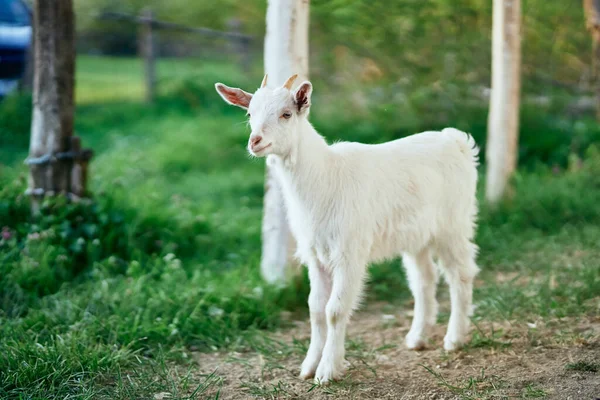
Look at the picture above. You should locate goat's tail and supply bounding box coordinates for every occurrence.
[442,127,480,167]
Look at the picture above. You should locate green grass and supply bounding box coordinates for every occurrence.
[1,56,599,398]
[565,361,599,373]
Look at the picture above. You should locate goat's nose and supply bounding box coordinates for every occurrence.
[250,135,263,147]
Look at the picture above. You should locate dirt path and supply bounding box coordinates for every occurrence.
[191,306,600,399]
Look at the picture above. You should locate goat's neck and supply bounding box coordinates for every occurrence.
[284,119,330,173]
[275,119,332,203]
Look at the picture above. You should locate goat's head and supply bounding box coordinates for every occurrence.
[215,74,312,157]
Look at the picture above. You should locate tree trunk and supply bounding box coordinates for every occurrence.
[584,0,600,119]
[485,0,521,204]
[262,0,309,284]
[27,0,90,214]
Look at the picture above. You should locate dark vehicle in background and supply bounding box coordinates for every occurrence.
[0,0,31,99]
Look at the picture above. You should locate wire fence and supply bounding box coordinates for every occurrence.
[78,8,258,102]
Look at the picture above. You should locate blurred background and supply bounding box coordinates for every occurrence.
[0,0,599,398]
[3,1,600,165]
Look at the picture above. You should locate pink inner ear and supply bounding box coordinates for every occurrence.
[224,91,242,104]
[220,86,251,108]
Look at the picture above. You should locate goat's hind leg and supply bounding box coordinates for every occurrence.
[439,240,479,351]
[403,249,439,350]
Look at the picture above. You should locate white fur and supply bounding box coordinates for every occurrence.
[215,80,480,384]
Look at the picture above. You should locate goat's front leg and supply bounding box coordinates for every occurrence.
[314,259,366,384]
[300,261,332,379]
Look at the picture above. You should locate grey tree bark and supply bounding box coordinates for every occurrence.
[27,0,91,214]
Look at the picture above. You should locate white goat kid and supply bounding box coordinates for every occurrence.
[215,75,480,384]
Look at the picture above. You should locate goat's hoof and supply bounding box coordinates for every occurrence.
[299,371,315,380]
[299,367,316,380]
[443,335,466,351]
[299,353,321,380]
[405,332,427,350]
[314,360,344,385]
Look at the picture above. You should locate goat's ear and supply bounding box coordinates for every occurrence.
[215,83,252,110]
[293,81,312,114]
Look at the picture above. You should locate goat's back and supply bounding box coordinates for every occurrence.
[326,128,479,259]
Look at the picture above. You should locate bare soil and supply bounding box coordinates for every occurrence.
[190,307,600,399]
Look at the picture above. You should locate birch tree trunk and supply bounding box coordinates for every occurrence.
[485,0,521,204]
[262,0,309,283]
[27,0,90,214]
[584,0,600,120]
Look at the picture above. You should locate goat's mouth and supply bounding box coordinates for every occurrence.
[250,143,272,155]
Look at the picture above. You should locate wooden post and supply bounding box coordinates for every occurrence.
[140,8,156,103]
[262,0,310,284]
[227,18,251,72]
[69,136,93,198]
[485,0,521,204]
[240,37,251,73]
[227,18,241,53]
[584,0,600,120]
[27,0,75,212]
[69,136,81,196]
[27,0,92,213]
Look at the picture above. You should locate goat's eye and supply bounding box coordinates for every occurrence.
[282,112,292,119]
